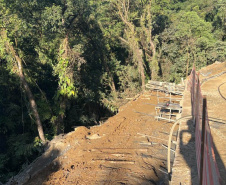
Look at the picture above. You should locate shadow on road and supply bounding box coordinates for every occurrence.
[179,118,226,184]
[179,119,198,184]
[213,137,226,184]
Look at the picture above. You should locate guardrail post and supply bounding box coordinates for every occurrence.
[192,69,196,120]
[200,96,207,185]
[195,77,200,126]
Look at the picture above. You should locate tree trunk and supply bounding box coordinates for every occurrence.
[149,34,158,80]
[146,2,158,80]
[109,74,116,92]
[116,0,146,91]
[104,63,116,93]
[8,44,46,143]
[186,47,190,77]
[55,96,67,135]
[137,49,145,91]
[101,54,116,93]
[149,40,156,58]
[139,60,145,91]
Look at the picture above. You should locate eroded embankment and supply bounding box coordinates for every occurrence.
[8,91,181,185]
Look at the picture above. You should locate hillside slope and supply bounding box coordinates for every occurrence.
[8,92,179,185]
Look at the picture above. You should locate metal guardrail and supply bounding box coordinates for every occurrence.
[168,67,222,184]
[187,67,221,185]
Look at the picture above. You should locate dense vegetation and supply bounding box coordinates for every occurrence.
[0,0,225,182]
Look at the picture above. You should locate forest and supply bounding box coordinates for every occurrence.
[0,0,225,182]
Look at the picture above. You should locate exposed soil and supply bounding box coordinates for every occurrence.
[12,91,178,185]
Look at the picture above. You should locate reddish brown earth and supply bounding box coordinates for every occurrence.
[18,91,178,185]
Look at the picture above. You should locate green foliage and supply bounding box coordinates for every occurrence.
[54,56,77,98]
[159,4,225,82]
[42,5,63,33]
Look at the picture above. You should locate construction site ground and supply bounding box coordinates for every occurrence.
[11,91,177,185]
[8,62,226,185]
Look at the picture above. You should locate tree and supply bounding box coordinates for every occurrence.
[159,11,218,82]
[140,0,159,80]
[0,3,46,142]
[110,0,155,90]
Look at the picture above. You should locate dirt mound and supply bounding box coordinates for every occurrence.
[7,91,180,185]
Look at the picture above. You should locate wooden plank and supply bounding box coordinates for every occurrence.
[155,106,182,112]
[157,97,182,100]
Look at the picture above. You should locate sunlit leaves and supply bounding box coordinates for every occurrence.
[174,11,213,40]
[54,57,77,97]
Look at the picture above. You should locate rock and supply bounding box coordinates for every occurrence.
[86,134,102,140]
